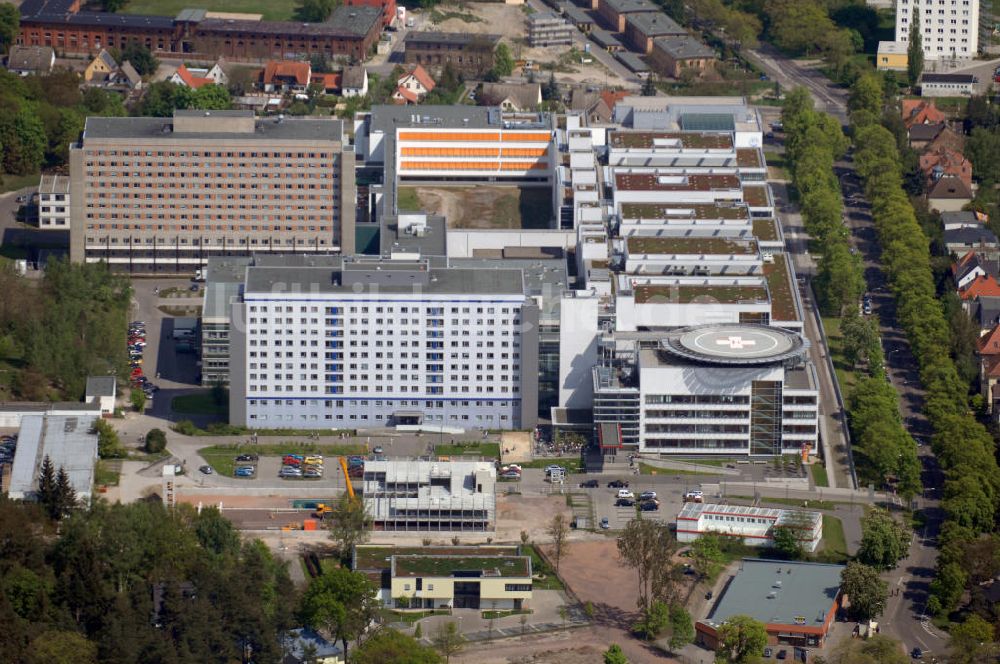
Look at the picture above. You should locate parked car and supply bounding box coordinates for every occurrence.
[640,491,657,501]
[763,648,772,658]
[199,465,213,474]
[608,480,629,488]
[617,489,634,500]
[303,468,323,478]
[640,501,659,511]
[234,466,255,477]
[501,470,522,479]
[600,517,610,529]
[910,648,923,660]
[282,456,302,466]
[579,479,599,488]
[705,590,713,600]
[776,650,787,660]
[236,453,258,462]
[545,464,564,475]
[615,498,635,507]
[373,446,384,454]
[279,466,303,478]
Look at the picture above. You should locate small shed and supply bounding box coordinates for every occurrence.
[85,375,117,416]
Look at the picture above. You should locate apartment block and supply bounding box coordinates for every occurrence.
[69,110,355,272]
[37,174,70,229]
[403,32,500,76]
[227,255,539,431]
[528,12,574,47]
[894,0,979,60]
[362,459,497,532]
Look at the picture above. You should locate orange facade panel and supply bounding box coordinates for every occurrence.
[500,132,551,142]
[398,131,501,142]
[502,147,548,157]
[401,147,500,157]
[400,161,501,170]
[500,161,548,170]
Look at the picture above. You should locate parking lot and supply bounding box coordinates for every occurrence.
[577,478,695,531]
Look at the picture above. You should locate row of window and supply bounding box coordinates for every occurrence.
[250,305,520,315]
[89,150,332,159]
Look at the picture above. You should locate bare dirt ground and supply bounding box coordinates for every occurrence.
[500,431,532,463]
[402,185,552,229]
[545,539,641,619]
[495,494,573,542]
[453,623,678,663]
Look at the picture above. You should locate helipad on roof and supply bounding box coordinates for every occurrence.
[660,323,806,365]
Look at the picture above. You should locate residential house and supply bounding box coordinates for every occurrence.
[201,62,229,86]
[959,274,1000,302]
[341,65,368,97]
[902,99,947,127]
[5,45,55,76]
[921,147,973,189]
[926,125,965,154]
[392,65,435,104]
[569,88,628,124]
[945,225,999,256]
[119,61,142,90]
[315,72,342,95]
[927,174,973,212]
[84,49,117,82]
[979,324,1000,413]
[920,72,978,97]
[649,35,716,78]
[169,64,214,89]
[876,41,907,71]
[261,60,312,93]
[281,628,344,664]
[943,210,985,230]
[908,122,946,150]
[480,82,542,111]
[974,295,1000,331]
[954,251,998,290]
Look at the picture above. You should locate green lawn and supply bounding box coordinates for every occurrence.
[94,460,121,487]
[811,464,830,488]
[765,151,791,180]
[434,442,501,459]
[382,609,451,624]
[0,172,40,195]
[727,495,840,510]
[120,0,297,21]
[396,186,422,212]
[821,316,858,394]
[521,544,564,590]
[821,515,848,561]
[482,609,531,619]
[171,390,227,415]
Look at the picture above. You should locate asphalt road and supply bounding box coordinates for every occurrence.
[747,47,946,655]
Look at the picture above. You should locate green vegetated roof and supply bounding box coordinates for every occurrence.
[610,131,732,150]
[619,202,749,220]
[736,148,763,168]
[764,254,799,321]
[634,284,768,305]
[627,236,757,255]
[354,545,516,571]
[752,218,780,242]
[393,555,531,578]
[742,184,770,207]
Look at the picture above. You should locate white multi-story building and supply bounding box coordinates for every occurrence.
[37,174,70,229]
[591,324,819,456]
[675,502,823,552]
[895,0,979,60]
[362,459,497,532]
[228,255,539,431]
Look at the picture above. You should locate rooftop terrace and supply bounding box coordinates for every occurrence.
[626,236,758,255]
[393,555,531,578]
[633,284,768,305]
[763,254,799,321]
[614,172,740,192]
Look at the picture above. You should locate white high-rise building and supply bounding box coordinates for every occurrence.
[228,255,540,431]
[895,0,979,60]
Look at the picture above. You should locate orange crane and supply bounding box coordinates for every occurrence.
[339,456,356,500]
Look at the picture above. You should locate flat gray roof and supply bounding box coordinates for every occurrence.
[653,35,716,59]
[369,104,497,137]
[197,6,381,37]
[561,4,594,23]
[602,0,658,14]
[405,31,501,46]
[625,11,685,37]
[451,256,569,321]
[617,51,650,73]
[82,115,344,143]
[9,414,99,501]
[243,258,526,297]
[85,375,116,398]
[203,256,252,320]
[705,559,843,628]
[381,215,448,257]
[591,28,624,48]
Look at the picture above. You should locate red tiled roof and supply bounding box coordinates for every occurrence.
[920,148,973,188]
[960,275,1000,300]
[262,60,311,86]
[978,324,1000,355]
[316,72,342,92]
[394,86,421,104]
[953,250,978,278]
[398,64,435,92]
[600,89,629,110]
[174,64,213,89]
[984,354,1000,378]
[901,99,946,128]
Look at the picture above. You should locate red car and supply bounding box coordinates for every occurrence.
[282,456,301,466]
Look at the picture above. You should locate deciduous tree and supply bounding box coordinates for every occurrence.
[840,562,888,621]
[144,428,167,454]
[327,492,372,560]
[299,568,380,659]
[715,614,768,663]
[492,43,514,78]
[547,513,569,573]
[858,508,911,570]
[617,519,679,613]
[0,4,19,54]
[431,620,463,663]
